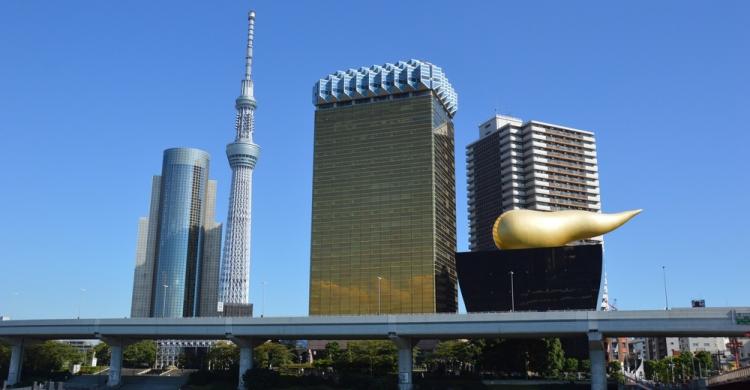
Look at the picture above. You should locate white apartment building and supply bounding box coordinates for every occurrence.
[467,115,601,251]
[679,337,729,355]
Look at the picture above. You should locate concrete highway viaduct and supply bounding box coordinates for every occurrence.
[2,307,749,390]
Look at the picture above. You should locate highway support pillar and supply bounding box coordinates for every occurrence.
[588,331,606,390]
[390,335,416,390]
[4,338,23,387]
[108,343,123,387]
[233,338,261,390]
[95,336,133,388]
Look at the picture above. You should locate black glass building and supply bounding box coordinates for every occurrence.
[456,244,603,312]
[309,60,458,315]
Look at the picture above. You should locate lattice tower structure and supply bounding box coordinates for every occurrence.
[219,10,260,306]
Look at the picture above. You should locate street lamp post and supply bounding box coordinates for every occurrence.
[9,292,19,317]
[377,276,382,315]
[661,265,669,310]
[262,281,267,317]
[162,284,168,318]
[77,288,87,319]
[509,271,515,312]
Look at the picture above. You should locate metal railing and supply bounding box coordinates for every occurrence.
[707,365,750,386]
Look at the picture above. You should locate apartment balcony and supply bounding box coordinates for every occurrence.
[546,166,589,178]
[548,190,591,202]
[546,151,590,163]
[543,158,589,171]
[546,181,588,192]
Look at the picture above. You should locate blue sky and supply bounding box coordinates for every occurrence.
[0,1,748,319]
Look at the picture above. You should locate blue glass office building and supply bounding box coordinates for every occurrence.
[130,148,223,318]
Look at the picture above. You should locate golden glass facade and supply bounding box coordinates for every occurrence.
[309,92,457,315]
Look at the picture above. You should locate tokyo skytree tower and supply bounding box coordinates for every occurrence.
[219,10,260,309]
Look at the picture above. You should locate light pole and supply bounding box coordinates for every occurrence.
[78,288,87,319]
[509,271,515,312]
[262,281,267,317]
[661,265,669,310]
[377,276,382,315]
[8,292,18,315]
[162,284,168,318]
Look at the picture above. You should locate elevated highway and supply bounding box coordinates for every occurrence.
[2,307,749,390]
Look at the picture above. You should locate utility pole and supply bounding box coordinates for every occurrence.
[726,338,743,369]
[509,271,515,312]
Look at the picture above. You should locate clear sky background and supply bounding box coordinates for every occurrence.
[1,1,748,320]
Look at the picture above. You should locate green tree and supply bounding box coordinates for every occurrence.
[528,338,564,378]
[668,356,681,381]
[23,341,83,378]
[607,360,624,383]
[312,342,340,369]
[431,340,480,374]
[208,341,239,371]
[347,340,397,376]
[656,359,670,383]
[607,360,621,373]
[645,358,675,384]
[563,357,578,374]
[677,351,695,381]
[123,340,156,368]
[324,341,342,361]
[93,343,110,366]
[254,342,293,369]
[644,360,658,381]
[0,343,10,379]
[695,351,713,376]
[477,338,527,374]
[580,359,591,375]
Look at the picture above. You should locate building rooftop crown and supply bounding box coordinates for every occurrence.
[313,59,458,117]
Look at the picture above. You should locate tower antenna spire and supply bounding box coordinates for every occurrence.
[245,10,256,80]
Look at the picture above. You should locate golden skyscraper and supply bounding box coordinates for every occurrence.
[309,60,458,315]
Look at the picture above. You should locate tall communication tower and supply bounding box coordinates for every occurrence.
[219,10,260,314]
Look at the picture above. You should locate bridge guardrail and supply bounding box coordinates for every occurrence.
[707,366,750,386]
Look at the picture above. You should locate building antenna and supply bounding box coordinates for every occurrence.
[245,10,255,80]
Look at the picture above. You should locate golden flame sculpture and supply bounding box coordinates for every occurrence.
[492,209,642,250]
